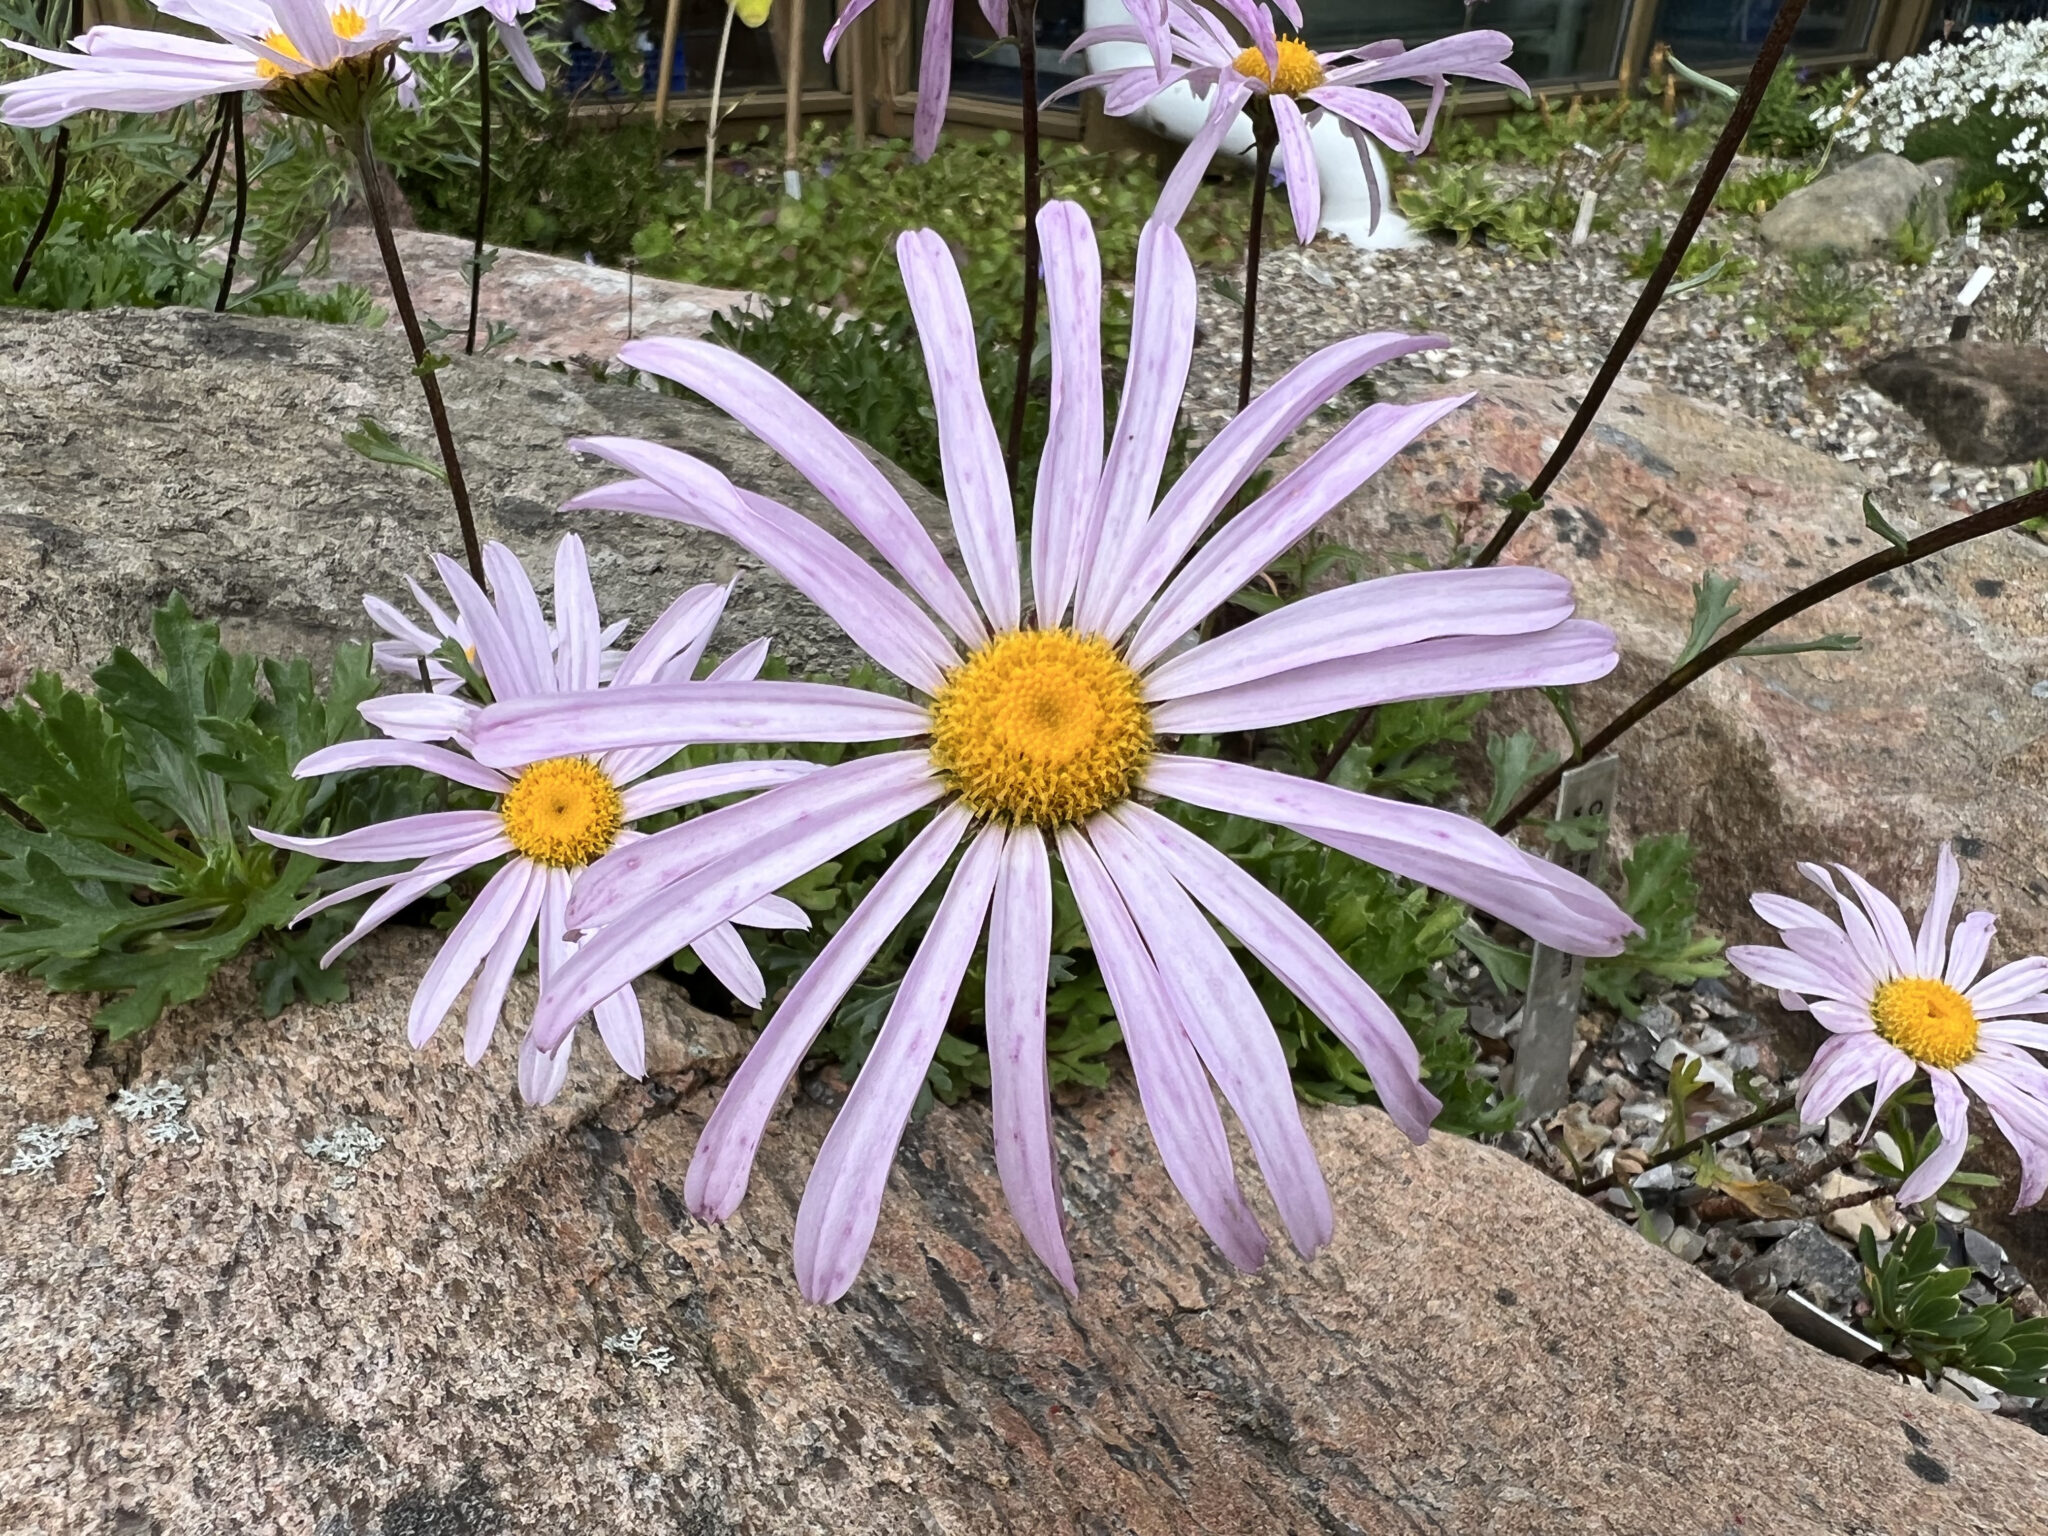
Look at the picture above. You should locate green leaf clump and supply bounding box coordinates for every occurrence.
[1859,1221,2048,1397]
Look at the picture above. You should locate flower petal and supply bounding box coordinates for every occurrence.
[1946,911,1998,992]
[1968,957,2048,1012]
[691,920,767,1009]
[609,581,729,691]
[1151,77,1255,233]
[910,0,953,160]
[1304,84,1420,152]
[1111,802,1439,1140]
[686,804,974,1222]
[1794,1030,1896,1127]
[1897,1070,1971,1206]
[1271,94,1321,244]
[1090,814,1333,1256]
[593,985,646,1078]
[551,533,602,692]
[731,893,809,929]
[433,554,542,700]
[1834,863,1919,979]
[408,859,536,1048]
[1030,201,1105,629]
[619,759,823,820]
[292,738,510,794]
[1126,395,1471,672]
[1798,863,1897,988]
[518,1030,574,1106]
[1955,1056,2048,1209]
[1726,945,1871,1006]
[254,810,502,862]
[314,839,512,967]
[1145,755,1635,956]
[1916,842,1960,976]
[1058,826,1268,1271]
[464,861,546,1064]
[359,692,477,743]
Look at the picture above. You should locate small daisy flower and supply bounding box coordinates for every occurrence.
[1728,846,2048,1210]
[0,0,490,130]
[1057,0,1525,240]
[366,575,629,693]
[467,205,1633,1301]
[258,535,815,1105]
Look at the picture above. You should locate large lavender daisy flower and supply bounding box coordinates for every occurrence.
[1057,0,1524,240]
[0,0,489,128]
[258,535,815,1106]
[1729,846,2048,1210]
[468,205,1632,1301]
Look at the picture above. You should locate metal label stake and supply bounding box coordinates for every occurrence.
[1512,754,1620,1120]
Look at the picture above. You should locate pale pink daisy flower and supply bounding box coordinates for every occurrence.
[257,535,816,1106]
[0,0,489,128]
[366,575,628,693]
[1728,845,2048,1210]
[1056,0,1524,239]
[468,204,1632,1301]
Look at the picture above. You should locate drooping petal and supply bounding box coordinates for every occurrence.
[911,0,954,161]
[313,839,513,967]
[616,337,985,646]
[1955,1056,2048,1209]
[793,823,1004,1303]
[731,893,809,929]
[686,804,974,1222]
[1100,332,1445,642]
[1126,395,1472,671]
[1916,843,1961,979]
[1030,201,1105,628]
[518,1030,574,1106]
[593,985,646,1078]
[897,228,1021,631]
[985,825,1076,1292]
[822,0,878,58]
[254,810,503,863]
[1794,1030,1897,1127]
[692,919,767,1009]
[1271,94,1322,244]
[292,738,511,795]
[408,859,537,1048]
[468,679,927,771]
[1111,801,1439,1141]
[1151,77,1255,233]
[1897,1070,1972,1206]
[531,757,946,1048]
[464,862,547,1064]
[619,759,823,820]
[1090,814,1333,1256]
[1057,826,1269,1271]
[492,12,545,89]
[1303,84,1421,153]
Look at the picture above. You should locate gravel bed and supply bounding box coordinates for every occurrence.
[1182,150,2048,511]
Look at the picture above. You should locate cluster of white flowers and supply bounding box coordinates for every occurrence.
[1821,21,2048,216]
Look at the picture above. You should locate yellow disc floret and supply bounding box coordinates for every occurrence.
[255,29,306,78]
[1232,38,1326,97]
[500,757,625,869]
[928,629,1152,827]
[1870,976,1979,1069]
[330,5,369,39]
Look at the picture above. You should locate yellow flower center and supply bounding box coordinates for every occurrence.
[255,29,305,78]
[1870,977,1979,1069]
[331,5,368,39]
[500,757,624,869]
[1232,38,1326,97]
[927,629,1152,827]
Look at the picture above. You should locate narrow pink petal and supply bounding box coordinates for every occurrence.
[1777,922,1873,998]
[467,680,927,771]
[464,862,546,1064]
[408,859,534,1048]
[359,692,477,743]
[686,804,973,1222]
[1726,945,1869,1006]
[1142,568,1575,701]
[0,69,256,128]
[518,1031,574,1106]
[822,0,878,57]
[1057,826,1268,1271]
[1798,863,1897,987]
[1794,1030,1896,1126]
[1304,85,1420,152]
[1111,801,1439,1141]
[293,739,510,795]
[1946,911,1998,992]
[1898,1070,1972,1206]
[1090,815,1333,1256]
[531,759,946,1048]
[1126,395,1471,671]
[315,840,513,967]
[363,593,441,656]
[484,542,557,694]
[571,753,937,929]
[731,893,809,929]
[911,0,954,161]
[1074,222,1196,635]
[268,0,344,69]
[493,14,545,90]
[1101,333,1445,642]
[986,825,1076,1292]
[551,534,602,692]
[607,581,728,690]
[1150,622,1617,739]
[254,810,501,862]
[1917,843,1961,975]
[1968,957,2048,1012]
[615,338,985,646]
[619,759,823,820]
[1754,891,1843,940]
[1809,999,1877,1033]
[433,554,542,700]
[593,986,646,1078]
[898,228,1020,630]
[1955,1057,2048,1208]
[1859,1046,1917,1141]
[606,633,781,788]
[1030,201,1105,628]
[1835,864,1920,978]
[1145,755,1635,955]
[1151,78,1254,233]
[794,824,1004,1303]
[691,920,767,1009]
[1271,95,1321,244]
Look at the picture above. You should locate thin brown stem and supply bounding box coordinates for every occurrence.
[1495,485,2048,832]
[190,110,230,240]
[1577,1093,1795,1198]
[11,125,67,295]
[347,119,486,585]
[1470,0,1811,569]
[1236,109,1277,415]
[465,20,491,355]
[214,93,246,313]
[1313,705,1373,781]
[1003,0,1042,493]
[132,99,228,234]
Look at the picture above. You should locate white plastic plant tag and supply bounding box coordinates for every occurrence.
[1571,189,1598,247]
[1513,754,1620,1120]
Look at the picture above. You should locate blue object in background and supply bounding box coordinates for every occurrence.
[562,36,688,97]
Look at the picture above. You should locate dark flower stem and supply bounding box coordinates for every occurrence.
[1237,106,1278,414]
[465,17,491,356]
[1495,484,2048,832]
[190,110,231,240]
[1577,1093,1796,1197]
[214,93,246,313]
[346,118,486,584]
[1469,0,1810,568]
[10,125,68,294]
[132,98,229,234]
[1003,0,1043,494]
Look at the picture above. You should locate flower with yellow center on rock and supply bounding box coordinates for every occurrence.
[928,629,1152,827]
[1232,38,1326,98]
[500,756,625,868]
[1870,976,1979,1069]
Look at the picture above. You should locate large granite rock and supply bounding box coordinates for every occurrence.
[5,937,2045,1531]
[0,305,949,684]
[1865,341,2048,465]
[1758,152,1950,256]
